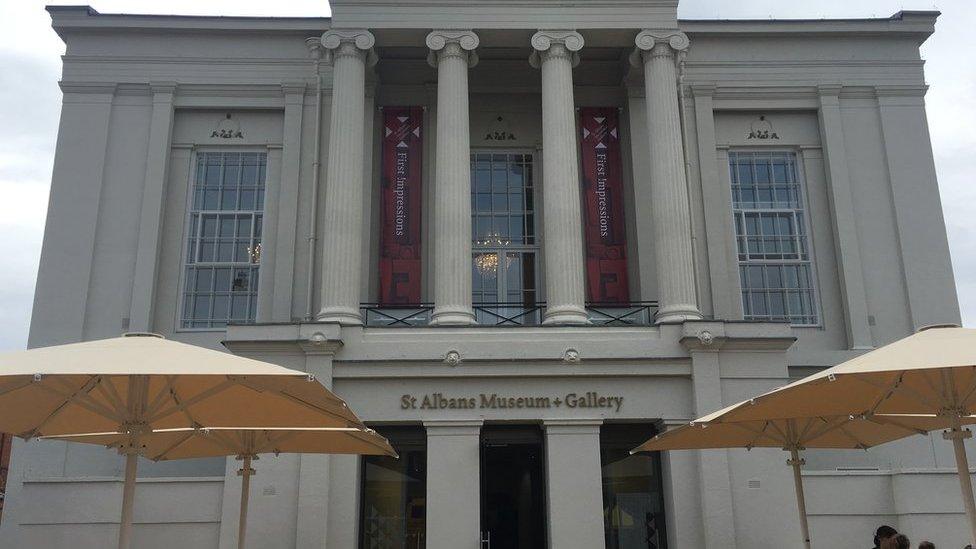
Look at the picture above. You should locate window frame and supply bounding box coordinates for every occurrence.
[728,148,823,328]
[470,149,542,323]
[176,147,269,332]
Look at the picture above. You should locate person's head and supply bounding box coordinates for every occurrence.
[875,526,898,547]
[880,534,910,549]
[918,542,935,549]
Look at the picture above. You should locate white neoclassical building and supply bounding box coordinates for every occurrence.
[0,1,965,548]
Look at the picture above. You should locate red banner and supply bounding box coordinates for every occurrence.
[580,107,630,303]
[379,107,423,304]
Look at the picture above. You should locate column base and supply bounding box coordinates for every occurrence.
[316,306,363,326]
[655,304,704,325]
[430,306,477,326]
[543,304,590,326]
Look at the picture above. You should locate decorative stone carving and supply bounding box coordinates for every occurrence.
[529,30,584,68]
[443,350,462,366]
[426,30,480,68]
[697,330,715,346]
[321,29,378,66]
[563,348,581,363]
[210,113,243,139]
[634,29,690,54]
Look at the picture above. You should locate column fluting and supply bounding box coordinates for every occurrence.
[635,30,703,323]
[428,30,480,326]
[531,30,589,325]
[317,29,376,325]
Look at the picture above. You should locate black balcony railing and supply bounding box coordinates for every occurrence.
[360,301,658,327]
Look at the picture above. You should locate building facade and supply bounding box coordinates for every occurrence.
[0,1,966,548]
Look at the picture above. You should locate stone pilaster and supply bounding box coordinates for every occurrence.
[543,420,606,549]
[427,30,480,326]
[530,30,589,325]
[634,30,703,323]
[317,29,376,325]
[425,420,483,549]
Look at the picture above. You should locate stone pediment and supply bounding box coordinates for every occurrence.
[329,0,679,30]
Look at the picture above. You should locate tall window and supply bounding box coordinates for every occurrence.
[471,152,539,325]
[729,151,819,325]
[601,424,668,549]
[360,427,426,549]
[181,151,266,329]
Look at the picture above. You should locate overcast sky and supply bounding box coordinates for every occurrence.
[0,0,972,351]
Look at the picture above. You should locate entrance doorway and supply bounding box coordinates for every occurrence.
[480,425,547,549]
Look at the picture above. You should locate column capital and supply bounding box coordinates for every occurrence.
[321,29,378,66]
[426,30,480,68]
[632,30,689,67]
[529,30,584,68]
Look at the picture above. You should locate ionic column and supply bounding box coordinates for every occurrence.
[317,29,376,325]
[634,30,703,323]
[427,30,480,326]
[531,30,589,325]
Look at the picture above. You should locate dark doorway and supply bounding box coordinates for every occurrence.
[480,425,547,549]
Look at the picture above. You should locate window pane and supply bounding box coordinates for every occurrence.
[601,425,668,549]
[182,152,267,328]
[359,428,426,549]
[729,151,817,325]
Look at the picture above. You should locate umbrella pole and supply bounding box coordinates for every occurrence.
[787,448,811,549]
[238,455,255,549]
[118,452,138,549]
[945,415,976,544]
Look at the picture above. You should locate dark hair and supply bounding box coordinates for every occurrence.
[891,534,910,549]
[875,526,898,546]
[918,542,935,549]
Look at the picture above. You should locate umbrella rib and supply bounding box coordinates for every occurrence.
[0,378,35,399]
[728,422,785,447]
[28,376,114,437]
[852,373,942,412]
[864,373,903,415]
[92,379,127,419]
[345,429,396,456]
[234,378,355,420]
[207,429,244,454]
[99,376,129,418]
[148,379,237,425]
[803,417,850,445]
[956,368,976,410]
[49,377,125,422]
[767,421,794,446]
[271,390,360,427]
[863,415,928,437]
[151,430,198,461]
[254,431,300,455]
[145,375,180,419]
[921,369,950,406]
[797,417,818,443]
[833,423,870,449]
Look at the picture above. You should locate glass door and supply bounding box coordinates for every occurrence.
[470,152,539,325]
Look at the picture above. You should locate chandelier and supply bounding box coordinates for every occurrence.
[474,232,511,275]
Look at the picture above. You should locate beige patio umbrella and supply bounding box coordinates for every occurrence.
[704,325,976,544]
[48,425,397,549]
[634,410,966,549]
[0,333,368,549]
